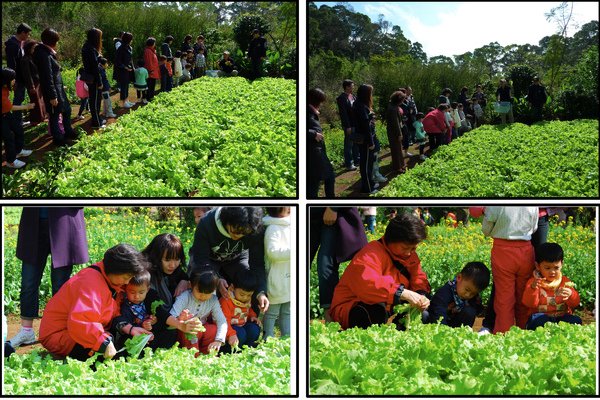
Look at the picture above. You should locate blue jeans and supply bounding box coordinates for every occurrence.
[525,313,582,330]
[263,302,290,339]
[343,133,360,168]
[221,322,261,353]
[364,215,376,234]
[531,215,549,250]
[313,223,338,308]
[77,98,89,116]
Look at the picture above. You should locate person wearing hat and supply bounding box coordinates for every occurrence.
[527,76,547,123]
[217,51,238,77]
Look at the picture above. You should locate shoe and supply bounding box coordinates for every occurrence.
[124,101,136,108]
[7,159,26,169]
[142,99,148,104]
[106,113,117,118]
[406,152,414,157]
[478,327,491,335]
[374,174,387,183]
[76,115,85,120]
[16,149,32,157]
[373,183,380,189]
[92,124,107,129]
[22,121,31,128]
[100,119,107,126]
[346,165,357,171]
[419,154,428,161]
[8,328,36,347]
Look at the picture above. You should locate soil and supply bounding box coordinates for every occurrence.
[2,86,152,173]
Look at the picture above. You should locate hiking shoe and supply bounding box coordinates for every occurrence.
[419,154,428,161]
[106,113,117,118]
[374,174,388,183]
[9,329,36,347]
[16,149,32,157]
[7,159,26,168]
[346,164,357,172]
[478,327,491,335]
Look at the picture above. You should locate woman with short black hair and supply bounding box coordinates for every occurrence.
[81,27,104,128]
[114,31,135,109]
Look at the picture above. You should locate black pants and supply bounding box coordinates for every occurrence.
[348,302,388,329]
[358,145,375,193]
[2,111,25,163]
[88,83,102,127]
[424,305,478,328]
[427,133,443,152]
[146,78,157,102]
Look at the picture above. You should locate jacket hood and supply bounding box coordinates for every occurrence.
[263,215,291,227]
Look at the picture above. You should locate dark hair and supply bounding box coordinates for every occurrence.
[461,86,469,94]
[450,102,458,109]
[159,55,167,61]
[1,68,16,89]
[185,63,192,69]
[136,59,145,68]
[197,35,205,40]
[232,268,258,292]
[437,104,448,111]
[308,88,326,107]
[416,112,425,120]
[535,242,564,264]
[342,79,354,90]
[442,88,452,95]
[426,107,435,113]
[175,50,182,58]
[356,84,374,110]
[129,268,151,287]
[17,23,32,35]
[184,34,192,43]
[146,37,156,47]
[389,90,406,105]
[219,207,263,235]
[121,32,133,46]
[98,57,107,66]
[384,213,427,244]
[165,35,174,43]
[460,262,490,291]
[252,29,260,35]
[77,67,85,76]
[190,270,220,294]
[86,28,103,52]
[266,207,289,218]
[103,244,148,275]
[41,28,60,47]
[476,84,482,89]
[22,40,38,56]
[142,233,186,274]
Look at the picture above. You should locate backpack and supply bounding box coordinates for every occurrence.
[48,113,65,136]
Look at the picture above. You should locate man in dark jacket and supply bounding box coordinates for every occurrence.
[336,79,359,171]
[527,76,547,123]
[248,29,267,80]
[308,88,335,198]
[4,23,32,125]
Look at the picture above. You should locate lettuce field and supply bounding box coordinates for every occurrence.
[310,321,596,395]
[4,77,296,197]
[376,120,598,197]
[4,338,291,395]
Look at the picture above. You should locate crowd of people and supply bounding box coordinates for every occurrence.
[5,206,291,361]
[308,76,548,197]
[311,207,582,333]
[3,23,268,169]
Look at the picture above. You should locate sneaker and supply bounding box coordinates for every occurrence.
[406,152,414,157]
[346,164,357,172]
[7,159,26,169]
[142,99,148,104]
[16,149,33,157]
[106,113,117,118]
[478,327,491,335]
[419,154,428,161]
[8,328,36,347]
[374,174,388,183]
[373,183,380,189]
[76,115,85,120]
[124,101,136,108]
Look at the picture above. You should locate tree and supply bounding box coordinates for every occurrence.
[409,42,427,64]
[473,42,504,78]
[429,55,454,66]
[508,65,537,98]
[232,14,270,55]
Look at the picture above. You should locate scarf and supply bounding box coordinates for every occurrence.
[227,288,252,309]
[448,277,467,313]
[534,270,563,290]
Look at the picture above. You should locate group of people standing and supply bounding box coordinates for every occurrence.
[5,207,291,361]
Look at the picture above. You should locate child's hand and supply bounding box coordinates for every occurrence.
[531,277,543,289]
[208,341,222,353]
[249,316,261,326]
[557,287,572,301]
[228,335,239,347]
[180,309,192,321]
[142,319,153,331]
[149,315,158,325]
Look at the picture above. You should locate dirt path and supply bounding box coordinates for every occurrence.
[2,86,152,173]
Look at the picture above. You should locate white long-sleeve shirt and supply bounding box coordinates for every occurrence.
[170,290,227,343]
[482,207,538,240]
[263,214,291,304]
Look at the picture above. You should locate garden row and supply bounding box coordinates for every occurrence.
[310,218,596,319]
[376,119,598,197]
[310,320,595,395]
[4,77,296,197]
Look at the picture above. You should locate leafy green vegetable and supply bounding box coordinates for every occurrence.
[124,333,152,358]
[150,300,165,315]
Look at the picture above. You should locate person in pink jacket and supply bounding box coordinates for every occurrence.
[143,37,160,102]
[39,244,149,361]
[422,104,448,152]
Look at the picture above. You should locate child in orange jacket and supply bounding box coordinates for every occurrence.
[522,242,581,330]
[219,268,261,353]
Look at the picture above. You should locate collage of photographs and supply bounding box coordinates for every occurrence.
[1,1,598,398]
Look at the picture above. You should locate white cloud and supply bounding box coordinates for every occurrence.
[358,2,599,59]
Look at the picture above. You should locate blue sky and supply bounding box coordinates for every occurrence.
[313,2,599,58]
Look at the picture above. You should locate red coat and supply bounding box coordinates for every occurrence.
[422,109,446,134]
[522,274,580,317]
[144,47,160,79]
[330,239,430,329]
[39,261,124,356]
[219,293,258,339]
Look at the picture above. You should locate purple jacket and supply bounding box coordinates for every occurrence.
[16,208,89,268]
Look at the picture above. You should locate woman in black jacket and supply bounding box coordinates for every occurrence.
[114,32,135,109]
[33,28,77,145]
[81,27,104,128]
[352,84,378,194]
[307,88,335,198]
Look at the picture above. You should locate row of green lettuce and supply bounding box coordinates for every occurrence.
[376,119,598,197]
[310,218,596,319]
[310,321,595,395]
[4,337,291,395]
[5,77,296,197]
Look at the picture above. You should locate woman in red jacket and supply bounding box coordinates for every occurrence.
[330,212,431,330]
[143,37,160,102]
[422,104,448,152]
[39,244,149,361]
